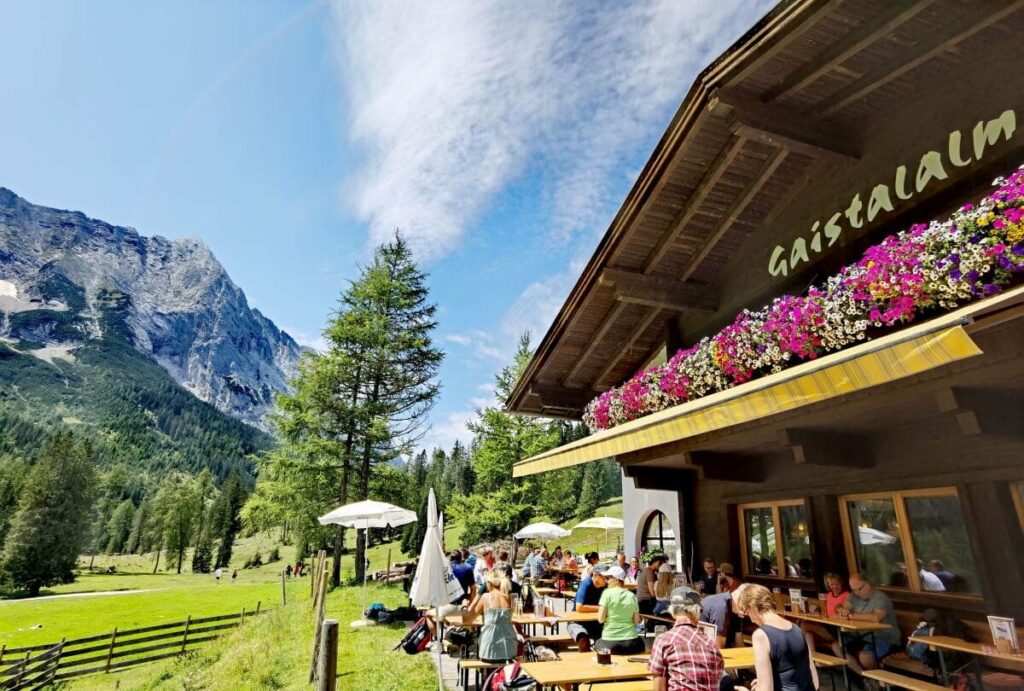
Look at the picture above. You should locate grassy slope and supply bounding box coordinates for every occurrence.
[64,583,436,691]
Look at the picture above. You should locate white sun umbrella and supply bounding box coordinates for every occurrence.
[318,499,416,628]
[514,522,572,540]
[858,526,898,546]
[573,515,624,547]
[409,488,463,691]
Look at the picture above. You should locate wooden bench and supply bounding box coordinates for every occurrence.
[528,633,575,649]
[882,653,933,679]
[581,681,650,691]
[457,659,507,690]
[863,669,948,691]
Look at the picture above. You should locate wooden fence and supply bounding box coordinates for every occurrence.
[0,603,267,688]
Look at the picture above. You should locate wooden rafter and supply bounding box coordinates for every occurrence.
[678,147,788,282]
[762,0,936,103]
[598,268,717,313]
[562,302,627,387]
[817,1,1023,116]
[713,89,859,159]
[593,307,662,389]
[528,384,597,413]
[642,135,747,274]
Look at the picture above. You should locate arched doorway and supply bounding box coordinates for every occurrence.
[641,510,677,557]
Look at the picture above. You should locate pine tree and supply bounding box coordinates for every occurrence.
[191,529,213,573]
[0,457,29,550]
[105,499,135,554]
[576,461,604,520]
[126,499,149,554]
[212,470,245,569]
[0,433,97,596]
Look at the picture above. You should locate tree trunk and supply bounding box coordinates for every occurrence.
[152,549,161,574]
[177,546,184,574]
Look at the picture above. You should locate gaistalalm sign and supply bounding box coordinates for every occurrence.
[768,109,1017,278]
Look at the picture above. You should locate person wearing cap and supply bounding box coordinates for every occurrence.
[597,565,645,655]
[637,553,668,615]
[570,563,609,651]
[717,562,741,593]
[649,590,726,691]
[653,563,677,615]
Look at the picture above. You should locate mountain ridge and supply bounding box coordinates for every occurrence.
[0,186,301,431]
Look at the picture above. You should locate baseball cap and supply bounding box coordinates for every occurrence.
[592,563,610,575]
[606,565,626,581]
[658,563,673,574]
[671,588,702,607]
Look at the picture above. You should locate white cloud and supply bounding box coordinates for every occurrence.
[420,407,476,452]
[444,330,509,364]
[329,0,771,262]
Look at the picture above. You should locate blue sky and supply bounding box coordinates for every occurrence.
[0,0,771,451]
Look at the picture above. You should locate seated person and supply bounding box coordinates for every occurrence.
[550,547,564,569]
[803,571,846,647]
[703,583,750,649]
[653,563,677,615]
[528,549,548,580]
[928,560,955,591]
[563,550,578,570]
[580,551,601,580]
[597,566,645,655]
[637,554,668,615]
[832,574,900,674]
[626,556,641,583]
[649,590,725,691]
[569,563,609,652]
[717,563,741,593]
[698,557,718,595]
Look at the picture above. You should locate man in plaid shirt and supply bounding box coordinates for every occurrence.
[649,590,726,691]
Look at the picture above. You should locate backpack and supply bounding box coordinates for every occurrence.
[394,617,431,655]
[366,602,388,620]
[519,583,537,613]
[483,662,537,691]
[392,606,420,621]
[906,624,934,662]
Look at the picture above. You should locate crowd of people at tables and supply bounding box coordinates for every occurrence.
[429,545,920,690]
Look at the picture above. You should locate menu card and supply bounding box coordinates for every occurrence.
[988,615,1018,652]
[789,588,805,613]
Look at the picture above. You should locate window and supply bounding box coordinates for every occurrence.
[840,488,981,596]
[642,511,676,556]
[738,500,812,579]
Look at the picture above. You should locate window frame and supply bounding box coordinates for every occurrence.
[641,510,676,554]
[839,487,982,599]
[737,499,813,582]
[1013,482,1024,535]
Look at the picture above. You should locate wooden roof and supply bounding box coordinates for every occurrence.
[508,0,1024,417]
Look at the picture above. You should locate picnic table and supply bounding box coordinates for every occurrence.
[908,634,1024,686]
[784,610,892,688]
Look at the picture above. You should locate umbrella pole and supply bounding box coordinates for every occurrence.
[435,605,443,691]
[352,527,376,628]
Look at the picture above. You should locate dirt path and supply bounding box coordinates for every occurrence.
[0,588,161,604]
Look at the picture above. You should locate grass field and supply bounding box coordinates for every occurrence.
[61,583,435,691]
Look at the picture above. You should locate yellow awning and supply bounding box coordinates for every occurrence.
[511,289,1021,477]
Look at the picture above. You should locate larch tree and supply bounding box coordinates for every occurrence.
[0,433,97,596]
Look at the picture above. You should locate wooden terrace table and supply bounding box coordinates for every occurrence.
[908,634,1024,686]
[520,651,650,690]
[784,611,892,688]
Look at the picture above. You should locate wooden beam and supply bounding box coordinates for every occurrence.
[592,307,662,390]
[642,135,747,274]
[761,0,935,103]
[678,147,788,282]
[598,268,717,313]
[934,387,1024,438]
[776,428,874,468]
[528,384,597,413]
[684,451,765,483]
[817,1,1022,116]
[623,466,694,491]
[562,302,628,388]
[712,89,859,159]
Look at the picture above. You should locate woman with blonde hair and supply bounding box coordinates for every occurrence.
[736,584,818,691]
[470,568,519,663]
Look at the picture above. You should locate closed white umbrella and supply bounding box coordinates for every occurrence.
[409,489,463,691]
[514,522,572,540]
[318,500,416,628]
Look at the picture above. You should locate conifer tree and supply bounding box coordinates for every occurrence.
[212,470,246,569]
[126,498,149,554]
[105,499,135,554]
[1,433,97,596]
[0,457,29,551]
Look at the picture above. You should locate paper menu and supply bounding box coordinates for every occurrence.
[988,615,1018,650]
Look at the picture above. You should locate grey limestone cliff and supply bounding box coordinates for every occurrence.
[0,187,300,430]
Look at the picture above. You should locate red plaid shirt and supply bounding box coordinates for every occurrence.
[648,620,725,691]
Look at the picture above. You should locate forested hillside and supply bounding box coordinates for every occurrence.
[0,278,270,480]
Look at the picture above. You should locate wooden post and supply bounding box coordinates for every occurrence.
[387,548,392,582]
[105,628,118,673]
[1,642,6,666]
[281,569,287,606]
[316,619,339,691]
[50,639,65,685]
[240,607,246,624]
[181,616,191,653]
[256,600,262,616]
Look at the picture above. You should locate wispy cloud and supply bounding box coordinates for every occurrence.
[283,325,329,353]
[444,330,508,365]
[330,0,771,262]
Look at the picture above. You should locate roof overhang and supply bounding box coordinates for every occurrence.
[512,285,1024,477]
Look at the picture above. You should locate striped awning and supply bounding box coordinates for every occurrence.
[510,290,1022,477]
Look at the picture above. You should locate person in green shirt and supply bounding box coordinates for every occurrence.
[597,565,645,654]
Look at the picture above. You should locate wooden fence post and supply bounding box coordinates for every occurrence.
[316,619,338,691]
[240,607,246,625]
[180,616,191,653]
[281,569,287,606]
[255,600,261,616]
[105,628,118,673]
[50,639,66,685]
[0,642,5,666]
